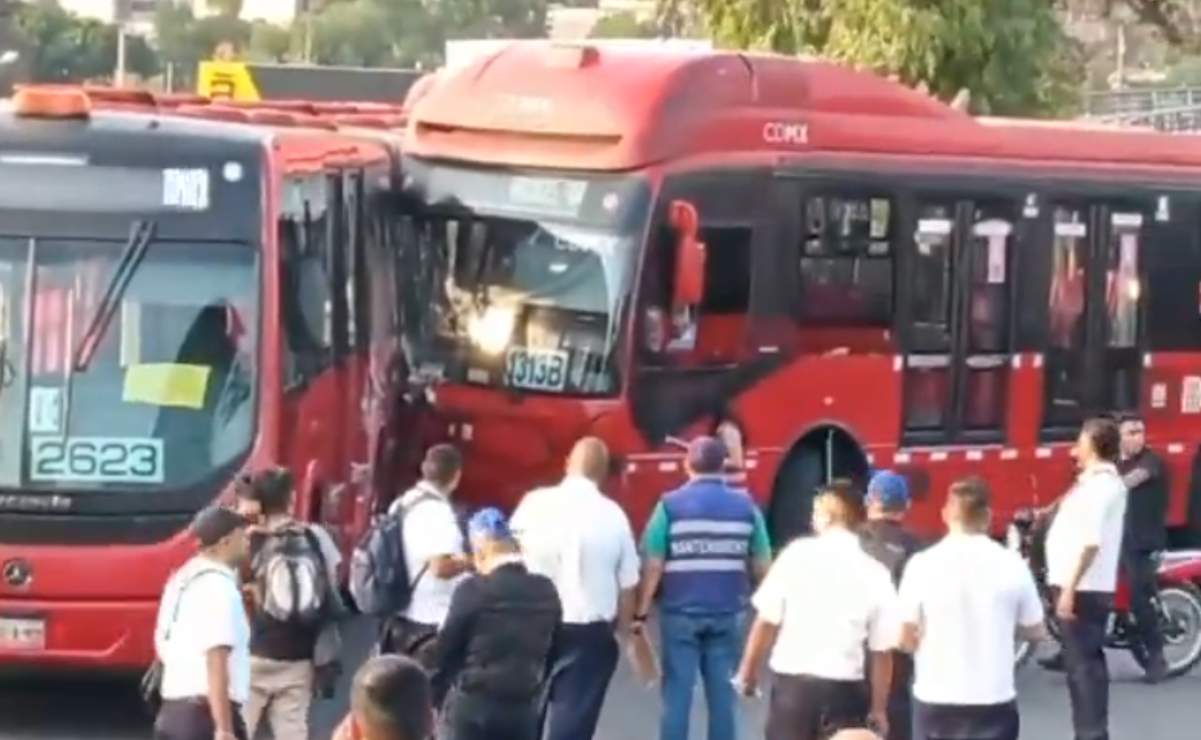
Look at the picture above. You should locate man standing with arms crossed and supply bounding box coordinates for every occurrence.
[1117,412,1169,682]
[635,436,772,740]
[860,471,923,740]
[1046,417,1127,740]
[511,437,640,740]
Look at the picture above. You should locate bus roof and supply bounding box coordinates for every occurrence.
[406,43,1201,174]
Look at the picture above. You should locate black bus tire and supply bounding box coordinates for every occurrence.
[768,445,824,551]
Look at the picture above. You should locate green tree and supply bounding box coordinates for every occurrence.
[590,11,659,38]
[248,21,292,62]
[310,0,394,66]
[205,0,244,19]
[677,0,1080,115]
[14,1,157,83]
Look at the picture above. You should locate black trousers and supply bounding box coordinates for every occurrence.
[380,616,439,670]
[765,673,868,740]
[153,698,248,740]
[887,654,914,740]
[913,700,1019,740]
[1123,548,1165,661]
[541,621,619,740]
[1052,588,1113,740]
[443,691,538,740]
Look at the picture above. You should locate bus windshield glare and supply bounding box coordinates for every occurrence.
[0,237,258,491]
[398,158,650,397]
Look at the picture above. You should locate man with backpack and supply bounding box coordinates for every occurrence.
[240,467,344,740]
[378,444,473,667]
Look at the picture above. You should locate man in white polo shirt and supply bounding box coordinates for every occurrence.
[735,483,897,740]
[511,436,640,740]
[1045,417,1127,740]
[153,506,252,740]
[384,444,472,667]
[898,477,1047,740]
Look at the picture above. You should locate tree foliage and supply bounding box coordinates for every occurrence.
[14,0,157,83]
[590,11,660,38]
[673,0,1082,115]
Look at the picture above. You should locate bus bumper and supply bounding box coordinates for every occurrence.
[0,597,157,670]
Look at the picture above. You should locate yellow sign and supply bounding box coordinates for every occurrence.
[197,61,262,102]
[123,363,212,410]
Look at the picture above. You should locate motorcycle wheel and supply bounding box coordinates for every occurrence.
[1136,583,1201,678]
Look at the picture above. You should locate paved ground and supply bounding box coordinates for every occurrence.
[1,618,1198,739]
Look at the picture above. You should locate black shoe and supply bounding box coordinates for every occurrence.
[1144,654,1168,684]
[1039,651,1066,672]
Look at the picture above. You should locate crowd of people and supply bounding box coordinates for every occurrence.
[144,411,1167,740]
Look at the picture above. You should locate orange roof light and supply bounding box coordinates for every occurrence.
[13,86,92,120]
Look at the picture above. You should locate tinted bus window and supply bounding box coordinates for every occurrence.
[798,195,893,324]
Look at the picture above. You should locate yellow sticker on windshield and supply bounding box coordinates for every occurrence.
[123,364,212,410]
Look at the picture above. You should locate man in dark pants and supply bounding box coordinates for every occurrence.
[432,508,561,740]
[1045,417,1128,740]
[511,437,641,740]
[860,470,924,740]
[635,436,772,740]
[1118,412,1169,682]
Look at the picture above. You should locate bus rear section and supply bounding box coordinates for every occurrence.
[396,43,1201,545]
[0,88,406,670]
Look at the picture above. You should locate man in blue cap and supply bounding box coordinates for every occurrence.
[860,470,924,740]
[431,508,562,740]
[635,436,773,740]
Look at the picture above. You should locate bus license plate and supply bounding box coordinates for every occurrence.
[506,348,568,392]
[0,617,46,651]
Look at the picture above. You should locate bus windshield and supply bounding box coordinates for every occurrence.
[0,237,258,492]
[398,159,650,396]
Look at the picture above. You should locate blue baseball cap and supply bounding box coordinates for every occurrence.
[467,507,513,541]
[866,470,910,509]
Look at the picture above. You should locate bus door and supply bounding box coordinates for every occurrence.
[1041,203,1145,437]
[901,198,1018,445]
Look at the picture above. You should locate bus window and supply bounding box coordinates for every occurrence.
[280,175,334,386]
[1044,205,1088,430]
[797,195,893,324]
[1108,215,1141,350]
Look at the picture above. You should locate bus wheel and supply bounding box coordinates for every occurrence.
[768,444,823,550]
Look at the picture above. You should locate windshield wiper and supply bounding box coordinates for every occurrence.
[72,219,156,372]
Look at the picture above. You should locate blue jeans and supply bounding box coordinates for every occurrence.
[660,610,743,740]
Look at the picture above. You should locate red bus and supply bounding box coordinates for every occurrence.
[395,43,1201,547]
[0,86,407,669]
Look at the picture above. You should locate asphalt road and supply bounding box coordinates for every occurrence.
[1,619,1198,739]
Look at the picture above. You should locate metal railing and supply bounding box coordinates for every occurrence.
[1084,88,1201,132]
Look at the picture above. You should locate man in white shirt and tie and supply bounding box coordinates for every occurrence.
[510,437,640,740]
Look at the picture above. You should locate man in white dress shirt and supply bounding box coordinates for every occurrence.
[510,436,640,740]
[899,477,1047,740]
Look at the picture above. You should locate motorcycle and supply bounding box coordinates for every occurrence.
[1007,508,1201,679]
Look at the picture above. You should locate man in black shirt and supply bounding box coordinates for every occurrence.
[1118,413,1169,683]
[859,470,923,740]
[432,507,562,740]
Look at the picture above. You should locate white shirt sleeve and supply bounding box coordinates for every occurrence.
[1015,556,1046,628]
[867,565,900,652]
[180,574,242,653]
[614,505,641,590]
[751,545,794,625]
[897,553,925,626]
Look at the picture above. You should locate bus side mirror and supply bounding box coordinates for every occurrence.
[669,199,706,309]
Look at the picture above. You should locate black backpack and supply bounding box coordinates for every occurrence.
[348,490,438,617]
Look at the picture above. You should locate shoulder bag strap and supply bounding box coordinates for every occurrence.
[163,568,232,642]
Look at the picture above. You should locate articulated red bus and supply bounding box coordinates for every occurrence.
[0,86,407,669]
[396,44,1201,547]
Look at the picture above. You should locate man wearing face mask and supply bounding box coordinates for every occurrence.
[735,484,898,740]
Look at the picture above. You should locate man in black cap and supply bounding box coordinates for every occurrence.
[152,506,253,740]
[636,436,772,740]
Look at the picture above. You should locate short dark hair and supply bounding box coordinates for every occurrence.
[251,467,293,515]
[421,444,463,489]
[1082,416,1121,463]
[1116,411,1144,426]
[816,479,865,527]
[351,655,432,740]
[947,477,991,527]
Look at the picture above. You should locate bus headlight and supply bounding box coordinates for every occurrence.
[468,306,516,355]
